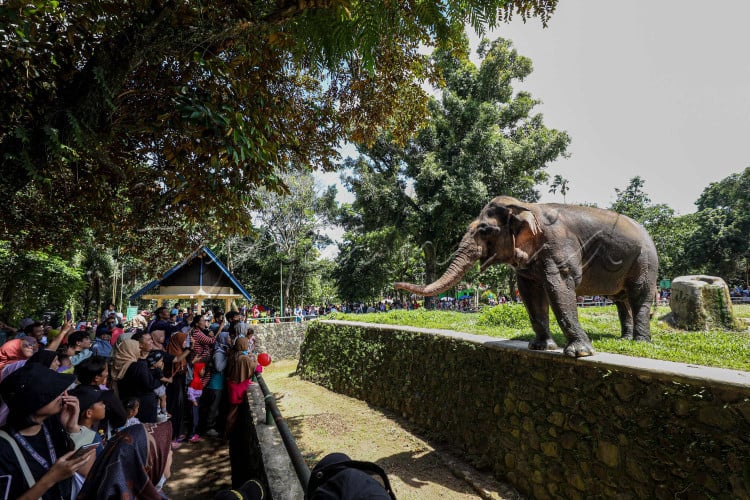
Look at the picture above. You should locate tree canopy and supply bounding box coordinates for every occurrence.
[223,171,337,310]
[685,166,750,283]
[1,0,558,254]
[336,36,570,300]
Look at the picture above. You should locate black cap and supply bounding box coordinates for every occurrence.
[0,363,76,415]
[69,384,105,411]
[146,350,164,367]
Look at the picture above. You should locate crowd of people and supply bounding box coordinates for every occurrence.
[0,304,263,499]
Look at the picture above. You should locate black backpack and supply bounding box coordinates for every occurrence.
[306,454,396,500]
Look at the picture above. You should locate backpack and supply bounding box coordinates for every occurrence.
[306,453,396,500]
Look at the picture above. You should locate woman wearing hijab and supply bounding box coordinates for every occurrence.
[77,421,173,499]
[0,338,36,382]
[224,337,257,438]
[165,330,190,446]
[0,363,96,499]
[111,340,161,424]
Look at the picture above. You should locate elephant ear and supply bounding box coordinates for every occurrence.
[507,204,541,237]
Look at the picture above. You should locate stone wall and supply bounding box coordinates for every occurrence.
[249,321,308,360]
[297,320,750,499]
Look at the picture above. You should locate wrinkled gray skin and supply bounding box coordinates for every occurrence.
[395,196,659,357]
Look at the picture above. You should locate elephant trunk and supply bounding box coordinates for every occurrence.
[395,231,481,296]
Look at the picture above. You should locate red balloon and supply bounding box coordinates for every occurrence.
[257,352,272,367]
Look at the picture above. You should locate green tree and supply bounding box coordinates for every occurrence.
[339,37,570,301]
[0,243,84,324]
[1,0,558,254]
[335,227,423,303]
[548,174,570,202]
[226,172,336,310]
[684,167,750,283]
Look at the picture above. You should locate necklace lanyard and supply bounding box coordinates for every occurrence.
[13,425,57,470]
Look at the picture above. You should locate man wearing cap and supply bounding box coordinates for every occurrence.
[148,307,179,347]
[0,363,96,499]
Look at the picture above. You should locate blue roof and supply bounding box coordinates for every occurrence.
[130,246,252,301]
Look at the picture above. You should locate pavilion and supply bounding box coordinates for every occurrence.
[130,246,251,313]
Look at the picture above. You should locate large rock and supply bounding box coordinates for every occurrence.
[669,275,742,331]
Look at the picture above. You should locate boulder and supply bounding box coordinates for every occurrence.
[669,275,742,331]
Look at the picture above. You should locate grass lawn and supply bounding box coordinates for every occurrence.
[327,304,750,371]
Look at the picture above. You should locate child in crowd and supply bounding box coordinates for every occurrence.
[56,351,73,373]
[146,350,172,422]
[68,384,107,456]
[187,361,205,443]
[122,397,141,429]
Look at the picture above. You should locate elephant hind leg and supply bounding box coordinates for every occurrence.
[629,285,655,342]
[615,300,634,340]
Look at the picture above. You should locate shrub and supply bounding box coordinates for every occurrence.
[478,304,530,329]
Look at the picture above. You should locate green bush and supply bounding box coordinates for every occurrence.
[478,304,530,329]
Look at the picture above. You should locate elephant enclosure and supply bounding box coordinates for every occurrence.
[264,359,521,499]
[296,320,750,499]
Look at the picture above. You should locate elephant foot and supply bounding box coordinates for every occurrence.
[619,334,633,341]
[563,340,595,358]
[528,338,559,351]
[633,334,651,342]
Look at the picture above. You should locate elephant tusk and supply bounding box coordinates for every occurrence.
[480,253,497,273]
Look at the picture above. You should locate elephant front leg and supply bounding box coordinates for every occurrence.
[517,276,558,351]
[543,267,595,357]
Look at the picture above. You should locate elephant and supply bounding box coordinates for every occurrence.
[395,196,659,357]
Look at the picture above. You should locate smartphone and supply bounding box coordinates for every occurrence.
[71,442,98,459]
[65,309,72,322]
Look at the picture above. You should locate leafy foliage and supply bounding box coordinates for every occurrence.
[1,0,559,255]
[548,174,570,202]
[684,166,750,284]
[223,172,337,309]
[336,36,570,300]
[478,303,530,329]
[0,242,84,323]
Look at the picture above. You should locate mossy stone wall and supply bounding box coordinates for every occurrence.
[251,321,307,360]
[297,321,750,499]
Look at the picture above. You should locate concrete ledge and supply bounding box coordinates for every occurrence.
[323,319,750,388]
[247,382,305,500]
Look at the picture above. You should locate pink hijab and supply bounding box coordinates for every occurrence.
[0,339,32,376]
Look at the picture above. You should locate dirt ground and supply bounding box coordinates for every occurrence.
[264,359,522,500]
[163,358,522,499]
[163,433,232,498]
